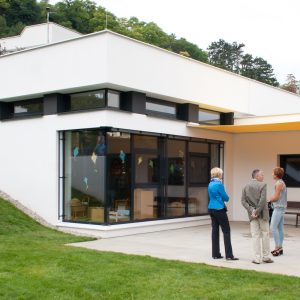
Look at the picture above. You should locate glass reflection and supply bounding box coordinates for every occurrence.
[107,132,131,223]
[64,131,106,223]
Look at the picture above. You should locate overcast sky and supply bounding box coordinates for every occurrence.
[49,0,300,84]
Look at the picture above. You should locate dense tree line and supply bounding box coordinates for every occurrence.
[0,0,292,88]
[207,39,279,86]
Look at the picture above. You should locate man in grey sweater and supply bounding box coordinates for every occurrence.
[241,169,274,264]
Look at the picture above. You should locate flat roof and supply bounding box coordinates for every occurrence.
[1,29,300,118]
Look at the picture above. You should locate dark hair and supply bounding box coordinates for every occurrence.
[252,169,261,179]
[273,167,284,179]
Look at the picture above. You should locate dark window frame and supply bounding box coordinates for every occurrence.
[198,108,221,125]
[12,98,43,118]
[145,97,177,119]
[66,88,121,113]
[280,154,300,187]
[69,89,106,112]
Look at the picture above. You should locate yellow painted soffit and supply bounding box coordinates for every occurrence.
[192,122,300,133]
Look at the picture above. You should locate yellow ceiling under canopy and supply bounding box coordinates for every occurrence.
[193,121,300,133]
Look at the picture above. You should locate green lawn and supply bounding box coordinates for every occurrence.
[0,198,299,300]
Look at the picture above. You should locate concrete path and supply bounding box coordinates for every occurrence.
[69,221,300,277]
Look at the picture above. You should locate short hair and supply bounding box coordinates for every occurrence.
[273,167,284,179]
[211,167,223,179]
[252,169,262,179]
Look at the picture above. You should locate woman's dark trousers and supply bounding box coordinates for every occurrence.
[209,209,233,258]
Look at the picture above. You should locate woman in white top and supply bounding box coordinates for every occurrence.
[268,167,287,256]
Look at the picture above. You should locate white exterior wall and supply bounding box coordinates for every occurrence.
[50,23,82,42]
[232,131,300,221]
[0,25,47,50]
[1,34,108,100]
[107,34,300,116]
[1,31,300,117]
[0,110,233,227]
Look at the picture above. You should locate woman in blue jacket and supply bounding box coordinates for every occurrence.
[208,167,238,260]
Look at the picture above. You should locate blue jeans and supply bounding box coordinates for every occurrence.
[270,207,285,248]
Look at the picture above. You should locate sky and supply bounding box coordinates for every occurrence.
[49,0,300,84]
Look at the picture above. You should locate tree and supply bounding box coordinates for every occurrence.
[0,15,8,38]
[240,54,278,86]
[0,0,43,37]
[240,53,254,77]
[208,39,279,86]
[281,74,299,94]
[251,57,278,86]
[207,39,244,73]
[4,0,41,27]
[50,0,97,33]
[0,0,9,14]
[89,7,120,33]
[170,37,208,62]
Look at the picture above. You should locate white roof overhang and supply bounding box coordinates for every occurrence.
[189,113,300,133]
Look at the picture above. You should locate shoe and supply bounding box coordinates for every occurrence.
[213,256,224,259]
[252,260,260,264]
[226,257,239,260]
[263,258,274,263]
[272,248,283,256]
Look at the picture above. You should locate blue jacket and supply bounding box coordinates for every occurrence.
[208,178,229,209]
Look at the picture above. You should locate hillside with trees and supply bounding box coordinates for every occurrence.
[1,0,295,89]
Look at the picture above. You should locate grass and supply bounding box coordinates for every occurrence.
[0,198,300,300]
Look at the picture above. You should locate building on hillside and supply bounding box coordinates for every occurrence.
[0,22,81,53]
[1,24,300,238]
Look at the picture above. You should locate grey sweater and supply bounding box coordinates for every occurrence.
[241,179,269,222]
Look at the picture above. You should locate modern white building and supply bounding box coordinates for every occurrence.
[1,24,300,238]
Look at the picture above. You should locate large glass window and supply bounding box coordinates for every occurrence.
[63,130,106,223]
[61,128,223,224]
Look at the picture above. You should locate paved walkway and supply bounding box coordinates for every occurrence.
[69,221,300,277]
